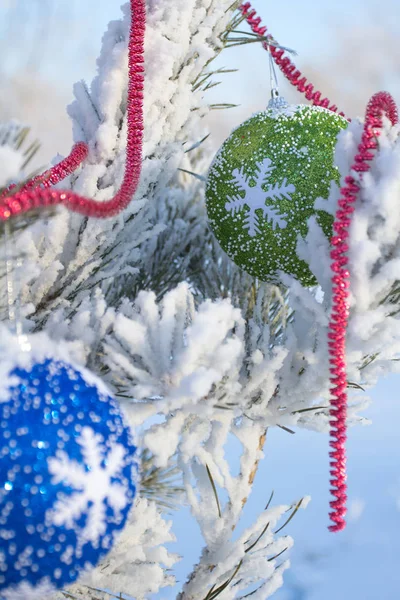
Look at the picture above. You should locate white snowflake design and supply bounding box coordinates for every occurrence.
[47,427,130,548]
[225,157,295,237]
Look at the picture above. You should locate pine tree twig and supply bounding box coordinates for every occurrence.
[241,430,267,508]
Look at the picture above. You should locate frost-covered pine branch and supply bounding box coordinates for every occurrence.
[2,1,400,599]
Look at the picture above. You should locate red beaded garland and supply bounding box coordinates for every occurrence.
[1,143,89,199]
[240,3,398,533]
[328,91,398,532]
[0,0,145,221]
[239,2,347,119]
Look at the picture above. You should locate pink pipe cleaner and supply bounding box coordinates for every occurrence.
[328,91,398,531]
[239,3,399,532]
[239,2,347,118]
[0,0,145,221]
[1,143,89,198]
[22,142,89,190]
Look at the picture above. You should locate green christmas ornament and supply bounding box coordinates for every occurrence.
[205,98,348,285]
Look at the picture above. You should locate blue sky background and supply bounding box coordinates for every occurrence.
[2,0,400,153]
[166,379,400,600]
[1,1,400,598]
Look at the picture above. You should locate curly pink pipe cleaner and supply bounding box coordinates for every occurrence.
[239,2,347,118]
[1,142,89,198]
[328,91,398,531]
[21,142,89,190]
[240,3,399,531]
[0,0,145,221]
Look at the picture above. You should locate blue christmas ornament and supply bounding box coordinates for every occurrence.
[0,358,137,599]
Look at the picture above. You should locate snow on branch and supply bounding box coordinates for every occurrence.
[56,498,178,600]
[45,282,306,598]
[279,117,400,431]
[4,0,400,598]
[0,0,235,325]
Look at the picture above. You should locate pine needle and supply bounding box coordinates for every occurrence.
[209,102,238,110]
[203,560,243,600]
[265,490,274,510]
[0,123,42,198]
[184,133,211,153]
[274,499,304,535]
[140,449,184,512]
[206,464,222,518]
[178,168,207,182]
[268,545,289,562]
[245,522,270,554]
[277,424,295,435]
[293,405,328,414]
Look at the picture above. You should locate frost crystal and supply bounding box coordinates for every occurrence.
[225,158,296,236]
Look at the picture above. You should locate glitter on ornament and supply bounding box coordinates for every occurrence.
[206,101,348,286]
[0,359,137,599]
